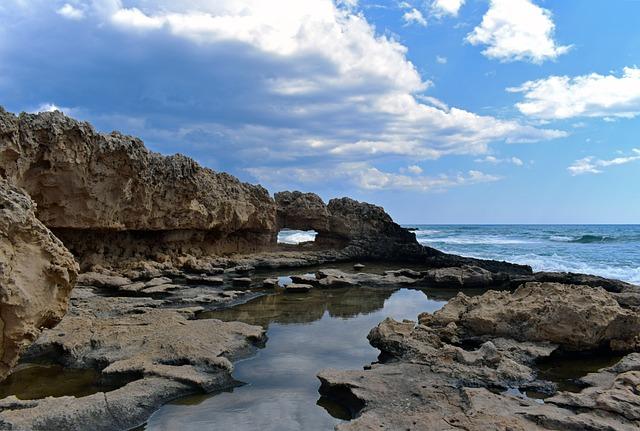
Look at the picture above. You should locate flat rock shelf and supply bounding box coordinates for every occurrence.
[140,288,446,430]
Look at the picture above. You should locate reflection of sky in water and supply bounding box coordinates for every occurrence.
[143,289,445,431]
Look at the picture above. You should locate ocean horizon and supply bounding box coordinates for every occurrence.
[279,224,640,284]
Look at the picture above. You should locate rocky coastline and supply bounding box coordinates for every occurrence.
[1,107,639,430]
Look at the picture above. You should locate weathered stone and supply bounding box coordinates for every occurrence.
[318,279,640,431]
[0,178,78,381]
[0,108,277,266]
[275,191,329,232]
[0,290,265,431]
[77,272,131,288]
[285,283,313,294]
[422,265,505,288]
[184,275,224,286]
[262,278,279,289]
[429,282,640,351]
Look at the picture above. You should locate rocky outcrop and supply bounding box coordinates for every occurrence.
[0,178,78,381]
[275,191,329,232]
[0,108,276,266]
[0,282,264,431]
[319,282,640,430]
[426,282,640,351]
[274,191,532,278]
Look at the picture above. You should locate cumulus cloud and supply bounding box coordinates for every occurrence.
[436,55,447,64]
[248,163,500,192]
[475,156,524,166]
[431,0,465,17]
[467,0,570,63]
[57,3,85,20]
[509,67,640,120]
[0,0,565,192]
[403,8,427,27]
[568,149,640,176]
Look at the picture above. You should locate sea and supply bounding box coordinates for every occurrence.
[278,225,640,285]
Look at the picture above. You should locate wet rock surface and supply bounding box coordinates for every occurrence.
[319,282,640,431]
[0,274,265,431]
[0,178,78,381]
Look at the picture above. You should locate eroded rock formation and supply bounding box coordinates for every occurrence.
[426,282,640,351]
[319,282,640,430]
[0,178,78,380]
[0,283,265,431]
[0,108,276,267]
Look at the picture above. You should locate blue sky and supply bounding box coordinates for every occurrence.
[1,0,639,223]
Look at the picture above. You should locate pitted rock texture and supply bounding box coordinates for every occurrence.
[319,282,640,431]
[0,178,78,381]
[426,282,640,351]
[275,191,329,232]
[0,108,276,260]
[0,283,265,431]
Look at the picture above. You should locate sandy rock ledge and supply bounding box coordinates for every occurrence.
[0,178,78,381]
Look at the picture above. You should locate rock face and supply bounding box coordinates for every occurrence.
[0,108,276,265]
[274,191,532,277]
[428,282,640,351]
[275,191,329,232]
[319,282,640,430]
[0,178,78,381]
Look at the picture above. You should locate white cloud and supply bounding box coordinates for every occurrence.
[509,67,640,120]
[403,8,427,27]
[248,162,501,192]
[57,3,85,20]
[475,155,524,166]
[30,102,65,113]
[466,0,570,63]
[90,0,564,160]
[436,55,447,64]
[431,0,465,17]
[400,165,423,174]
[568,149,640,176]
[0,0,565,191]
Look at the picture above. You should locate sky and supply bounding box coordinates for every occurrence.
[0,0,639,224]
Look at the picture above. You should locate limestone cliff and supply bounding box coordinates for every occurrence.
[0,178,78,380]
[0,108,276,265]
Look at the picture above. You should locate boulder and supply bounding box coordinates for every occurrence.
[0,178,78,380]
[428,282,640,351]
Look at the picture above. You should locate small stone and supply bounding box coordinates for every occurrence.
[263,278,280,288]
[354,263,366,270]
[285,283,313,294]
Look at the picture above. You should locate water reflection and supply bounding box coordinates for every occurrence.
[0,364,121,400]
[143,288,446,431]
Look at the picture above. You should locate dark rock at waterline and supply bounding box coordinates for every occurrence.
[533,271,638,293]
[232,277,252,288]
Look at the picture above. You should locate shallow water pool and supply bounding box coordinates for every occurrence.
[141,288,446,431]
